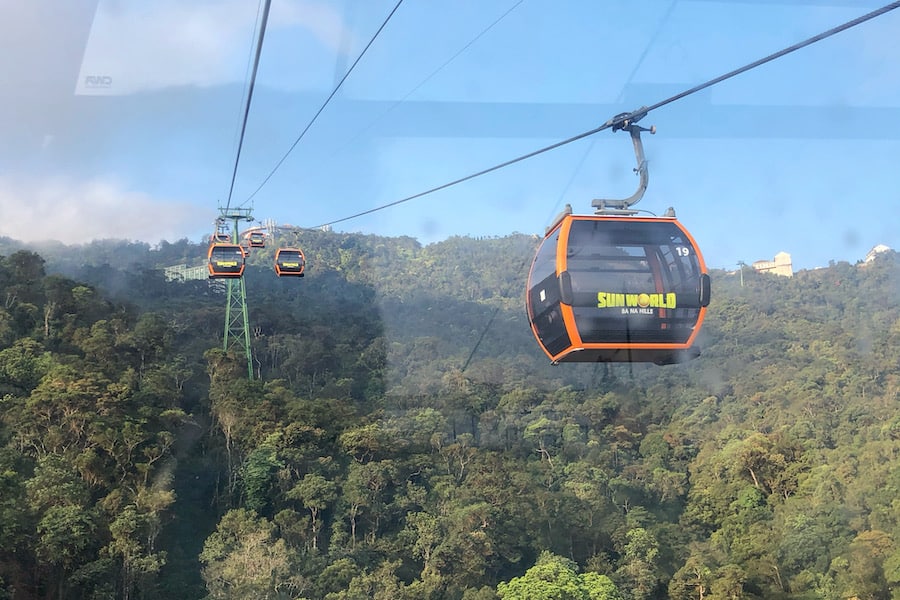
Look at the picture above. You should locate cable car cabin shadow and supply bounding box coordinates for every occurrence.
[526,214,711,365]
[207,243,246,278]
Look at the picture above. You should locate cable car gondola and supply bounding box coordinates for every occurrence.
[274,248,305,277]
[247,231,266,248]
[526,118,710,365]
[208,243,246,278]
[527,210,710,364]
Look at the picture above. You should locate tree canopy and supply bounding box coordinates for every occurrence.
[0,236,899,600]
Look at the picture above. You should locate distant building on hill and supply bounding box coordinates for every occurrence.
[752,251,793,277]
[163,263,208,282]
[864,244,892,264]
[163,263,227,292]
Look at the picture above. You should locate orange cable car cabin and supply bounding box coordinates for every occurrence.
[526,212,710,365]
[247,231,266,248]
[274,248,306,277]
[207,243,246,278]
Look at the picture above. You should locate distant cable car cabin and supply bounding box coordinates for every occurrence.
[274,248,306,277]
[208,243,246,278]
[247,231,266,248]
[526,116,710,365]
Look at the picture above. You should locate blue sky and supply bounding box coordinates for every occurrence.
[2,0,900,271]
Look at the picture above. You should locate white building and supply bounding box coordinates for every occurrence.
[752,251,793,277]
[864,244,892,264]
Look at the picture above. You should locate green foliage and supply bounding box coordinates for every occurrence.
[0,250,185,598]
[199,508,304,599]
[36,504,99,568]
[2,239,900,599]
[496,551,622,599]
[243,440,283,514]
[0,338,50,394]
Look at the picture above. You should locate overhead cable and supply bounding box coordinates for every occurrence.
[243,0,404,205]
[225,0,272,211]
[331,0,525,157]
[629,0,900,121]
[310,0,900,229]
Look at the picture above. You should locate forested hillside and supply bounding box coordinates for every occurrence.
[1,232,899,599]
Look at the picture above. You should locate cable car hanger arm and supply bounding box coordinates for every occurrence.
[592,110,656,215]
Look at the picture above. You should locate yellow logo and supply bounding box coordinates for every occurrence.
[597,292,676,309]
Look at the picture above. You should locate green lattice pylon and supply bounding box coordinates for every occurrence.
[220,208,254,379]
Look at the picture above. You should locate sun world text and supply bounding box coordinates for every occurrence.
[597,292,677,309]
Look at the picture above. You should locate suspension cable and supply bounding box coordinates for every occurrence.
[242,0,404,205]
[328,0,525,160]
[310,0,900,229]
[636,1,900,119]
[224,0,272,211]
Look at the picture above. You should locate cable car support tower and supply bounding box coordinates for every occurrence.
[213,0,271,380]
[219,208,255,379]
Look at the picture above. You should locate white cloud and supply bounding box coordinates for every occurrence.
[0,176,210,244]
[272,0,354,53]
[75,0,354,95]
[76,0,256,94]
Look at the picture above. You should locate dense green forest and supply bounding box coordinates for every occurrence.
[1,231,899,599]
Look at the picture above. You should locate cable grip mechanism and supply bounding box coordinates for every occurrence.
[593,109,656,215]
